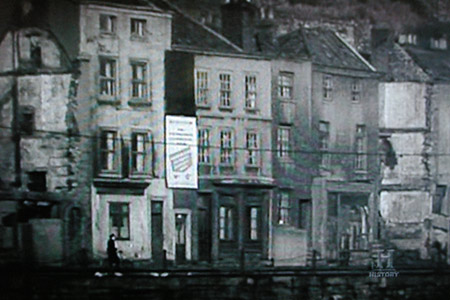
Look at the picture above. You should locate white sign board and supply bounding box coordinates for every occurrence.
[165,115,198,189]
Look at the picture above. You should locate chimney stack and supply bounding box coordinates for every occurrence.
[221,0,258,51]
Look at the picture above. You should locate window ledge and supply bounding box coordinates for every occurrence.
[95,173,122,181]
[218,106,234,112]
[354,170,368,174]
[219,163,234,167]
[128,98,152,107]
[100,32,117,39]
[93,178,151,191]
[196,103,211,109]
[245,164,260,170]
[245,107,259,113]
[129,173,152,180]
[130,35,147,42]
[97,96,121,106]
[278,97,293,101]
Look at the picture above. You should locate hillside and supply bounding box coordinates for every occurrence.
[167,0,449,52]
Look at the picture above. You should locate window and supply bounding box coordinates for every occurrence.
[430,37,447,50]
[219,206,234,240]
[328,193,338,217]
[278,72,293,99]
[219,73,231,108]
[351,79,361,102]
[245,75,257,109]
[220,130,233,164]
[195,70,208,106]
[246,131,258,166]
[323,74,333,100]
[433,185,447,214]
[109,203,130,240]
[19,106,34,135]
[198,128,210,164]
[278,191,290,225]
[299,200,311,230]
[100,14,116,33]
[30,38,42,68]
[355,125,367,171]
[399,33,417,45]
[99,57,117,97]
[319,121,330,167]
[27,171,47,192]
[131,132,150,174]
[100,130,119,172]
[131,62,149,100]
[277,126,290,158]
[175,214,187,245]
[131,18,146,37]
[248,207,261,240]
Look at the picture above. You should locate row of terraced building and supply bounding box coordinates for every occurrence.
[1,0,450,268]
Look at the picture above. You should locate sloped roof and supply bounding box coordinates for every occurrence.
[371,41,429,82]
[80,0,162,10]
[274,28,309,60]
[405,46,450,82]
[151,0,242,54]
[301,27,374,71]
[274,27,375,71]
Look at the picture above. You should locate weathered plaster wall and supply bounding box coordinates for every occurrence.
[0,74,73,191]
[29,219,63,266]
[76,4,173,262]
[435,83,450,191]
[379,83,426,129]
[311,68,379,181]
[92,193,152,260]
[272,226,308,266]
[380,191,431,223]
[380,133,428,186]
[378,81,433,257]
[271,59,313,198]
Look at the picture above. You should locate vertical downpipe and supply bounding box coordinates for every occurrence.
[12,29,21,188]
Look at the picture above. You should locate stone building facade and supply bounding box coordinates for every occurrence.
[161,0,274,265]
[44,0,176,264]
[0,23,77,265]
[306,28,380,264]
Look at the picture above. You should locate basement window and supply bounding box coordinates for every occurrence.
[27,171,47,192]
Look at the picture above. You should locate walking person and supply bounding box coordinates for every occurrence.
[107,234,120,269]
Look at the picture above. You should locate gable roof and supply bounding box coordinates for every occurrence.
[405,46,450,82]
[150,0,242,54]
[302,27,375,72]
[274,28,310,61]
[274,27,376,72]
[371,41,429,82]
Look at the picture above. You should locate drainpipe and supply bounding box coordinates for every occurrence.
[11,29,21,188]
